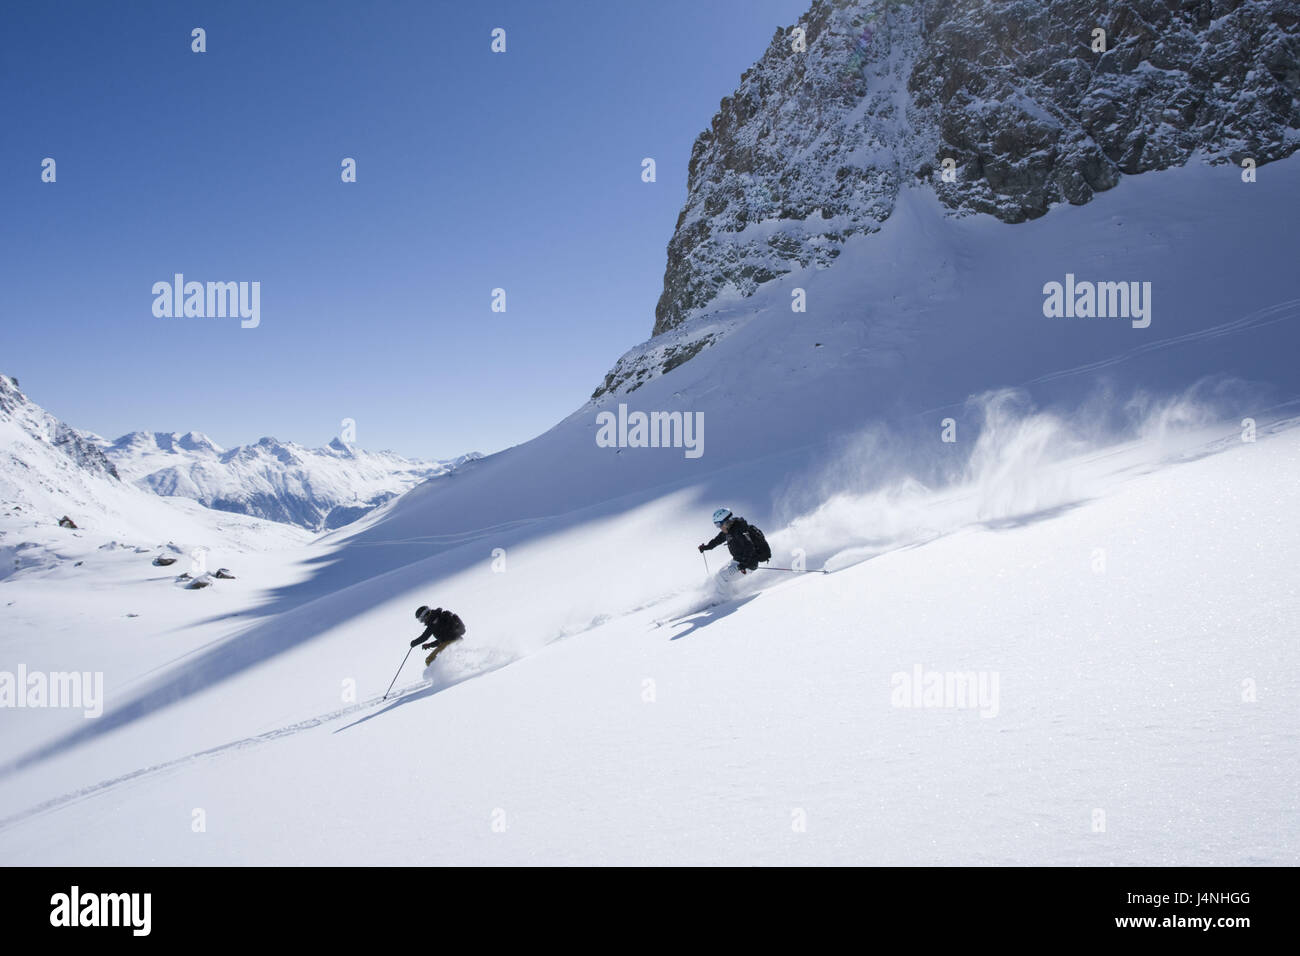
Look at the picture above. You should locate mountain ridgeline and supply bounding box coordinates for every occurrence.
[0,374,477,533]
[593,0,1299,398]
[98,431,480,531]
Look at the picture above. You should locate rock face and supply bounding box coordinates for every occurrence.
[594,0,1298,396]
[914,0,1299,220]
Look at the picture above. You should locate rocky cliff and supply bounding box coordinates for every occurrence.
[594,0,1298,399]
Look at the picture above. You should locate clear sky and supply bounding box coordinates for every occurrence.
[1,0,809,459]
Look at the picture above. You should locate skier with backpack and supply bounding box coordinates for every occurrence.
[698,508,771,587]
[410,605,466,666]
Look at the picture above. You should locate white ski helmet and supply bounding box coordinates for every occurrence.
[712,508,733,527]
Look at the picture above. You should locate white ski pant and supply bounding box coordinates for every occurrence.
[715,560,747,589]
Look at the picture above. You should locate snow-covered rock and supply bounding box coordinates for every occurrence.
[595,0,1300,397]
[0,375,120,481]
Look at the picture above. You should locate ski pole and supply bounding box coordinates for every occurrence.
[383,644,415,701]
[702,551,710,577]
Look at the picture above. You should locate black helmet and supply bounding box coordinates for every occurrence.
[415,605,430,621]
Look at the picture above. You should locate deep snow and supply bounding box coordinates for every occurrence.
[1,419,1296,864]
[1,155,1297,865]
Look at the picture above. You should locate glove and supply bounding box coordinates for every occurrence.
[739,567,748,574]
[422,642,435,650]
[409,636,423,648]
[698,544,707,552]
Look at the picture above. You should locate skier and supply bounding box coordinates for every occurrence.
[410,605,466,666]
[697,508,771,587]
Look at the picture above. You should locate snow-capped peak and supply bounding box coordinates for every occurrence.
[177,431,222,454]
[103,428,474,531]
[109,430,224,456]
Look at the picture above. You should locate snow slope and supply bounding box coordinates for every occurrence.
[0,156,1297,865]
[1,419,1296,865]
[0,373,314,725]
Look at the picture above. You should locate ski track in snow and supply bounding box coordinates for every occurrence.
[919,296,1300,416]
[1022,297,1300,386]
[0,568,813,834]
[0,672,463,833]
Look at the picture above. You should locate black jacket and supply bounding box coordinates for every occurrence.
[410,608,466,647]
[702,517,760,571]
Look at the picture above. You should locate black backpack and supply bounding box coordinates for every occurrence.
[432,608,466,641]
[744,525,772,563]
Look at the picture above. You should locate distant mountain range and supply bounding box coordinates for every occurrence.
[89,430,479,531]
[1,373,477,532]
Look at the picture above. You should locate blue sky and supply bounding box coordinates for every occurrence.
[1,0,809,459]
